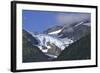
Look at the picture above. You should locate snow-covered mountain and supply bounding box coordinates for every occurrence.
[44,21,90,41]
[23,20,90,59]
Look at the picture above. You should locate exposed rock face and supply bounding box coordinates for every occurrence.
[46,42,62,58]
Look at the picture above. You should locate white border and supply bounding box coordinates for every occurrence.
[16,3,96,70]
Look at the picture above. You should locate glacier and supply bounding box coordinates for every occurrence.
[31,33,73,58]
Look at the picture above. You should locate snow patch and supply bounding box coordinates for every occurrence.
[48,29,62,35]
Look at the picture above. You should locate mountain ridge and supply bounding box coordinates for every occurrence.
[56,33,91,60]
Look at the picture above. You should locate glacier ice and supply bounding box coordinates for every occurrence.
[31,33,73,58]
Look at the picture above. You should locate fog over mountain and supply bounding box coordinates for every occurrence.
[57,13,91,27]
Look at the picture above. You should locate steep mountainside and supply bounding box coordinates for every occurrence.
[56,33,91,60]
[59,24,90,41]
[23,29,39,45]
[44,21,90,41]
[22,29,50,62]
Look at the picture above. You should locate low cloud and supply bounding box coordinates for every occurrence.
[56,13,91,27]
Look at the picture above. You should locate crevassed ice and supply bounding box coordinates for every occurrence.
[33,34,73,58]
